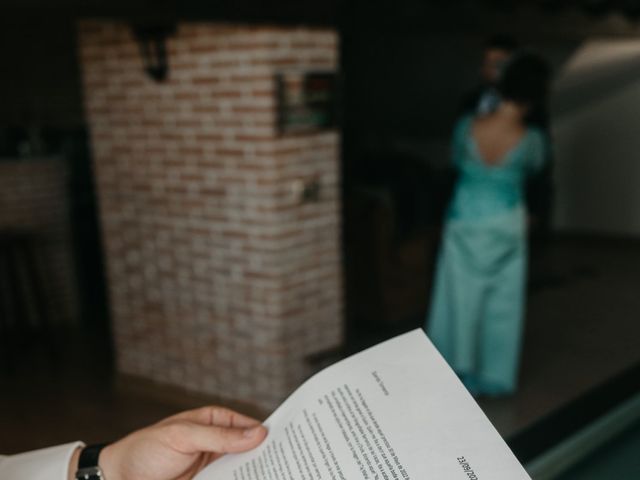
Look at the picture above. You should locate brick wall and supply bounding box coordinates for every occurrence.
[78,21,342,411]
[0,158,77,324]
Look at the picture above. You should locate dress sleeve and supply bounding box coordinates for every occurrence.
[526,128,549,174]
[0,442,84,480]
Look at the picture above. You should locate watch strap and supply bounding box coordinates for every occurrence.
[76,444,107,480]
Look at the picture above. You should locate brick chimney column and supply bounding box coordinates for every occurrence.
[79,21,342,411]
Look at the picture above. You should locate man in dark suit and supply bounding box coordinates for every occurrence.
[461,35,554,240]
[461,34,519,116]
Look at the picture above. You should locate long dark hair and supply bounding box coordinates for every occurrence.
[498,51,551,127]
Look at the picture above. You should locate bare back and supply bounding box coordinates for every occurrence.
[471,114,527,166]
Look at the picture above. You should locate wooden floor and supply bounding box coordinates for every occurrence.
[0,330,184,454]
[1,235,639,460]
[480,236,640,438]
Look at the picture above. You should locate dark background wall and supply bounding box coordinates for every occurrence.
[2,1,640,333]
[0,14,83,129]
[0,12,107,331]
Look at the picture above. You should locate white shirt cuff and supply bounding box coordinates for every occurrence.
[0,441,85,480]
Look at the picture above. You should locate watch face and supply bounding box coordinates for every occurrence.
[75,466,104,480]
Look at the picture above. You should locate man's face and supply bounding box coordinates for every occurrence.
[481,48,511,85]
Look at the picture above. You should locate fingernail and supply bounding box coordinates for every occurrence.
[243,426,262,438]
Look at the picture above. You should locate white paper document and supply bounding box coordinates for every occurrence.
[195,329,531,480]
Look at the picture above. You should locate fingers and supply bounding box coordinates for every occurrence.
[166,422,268,455]
[162,406,262,429]
[211,407,262,429]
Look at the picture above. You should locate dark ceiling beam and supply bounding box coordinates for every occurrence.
[0,0,339,26]
[343,1,640,40]
[1,0,640,37]
[177,0,339,26]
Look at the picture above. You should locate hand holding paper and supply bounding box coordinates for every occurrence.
[98,406,267,480]
[194,330,531,480]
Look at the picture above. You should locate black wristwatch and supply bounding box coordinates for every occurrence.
[75,444,108,480]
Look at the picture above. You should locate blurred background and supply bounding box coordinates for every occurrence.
[1,1,639,478]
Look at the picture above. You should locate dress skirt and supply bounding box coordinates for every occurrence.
[426,206,527,395]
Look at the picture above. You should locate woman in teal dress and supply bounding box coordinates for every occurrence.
[426,52,551,396]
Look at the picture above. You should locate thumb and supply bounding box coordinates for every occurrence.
[170,422,267,454]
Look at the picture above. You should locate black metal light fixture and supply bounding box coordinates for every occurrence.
[132,24,176,82]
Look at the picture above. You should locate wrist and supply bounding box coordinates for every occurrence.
[68,447,82,480]
[98,443,118,480]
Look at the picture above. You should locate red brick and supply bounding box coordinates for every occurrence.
[79,20,341,413]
